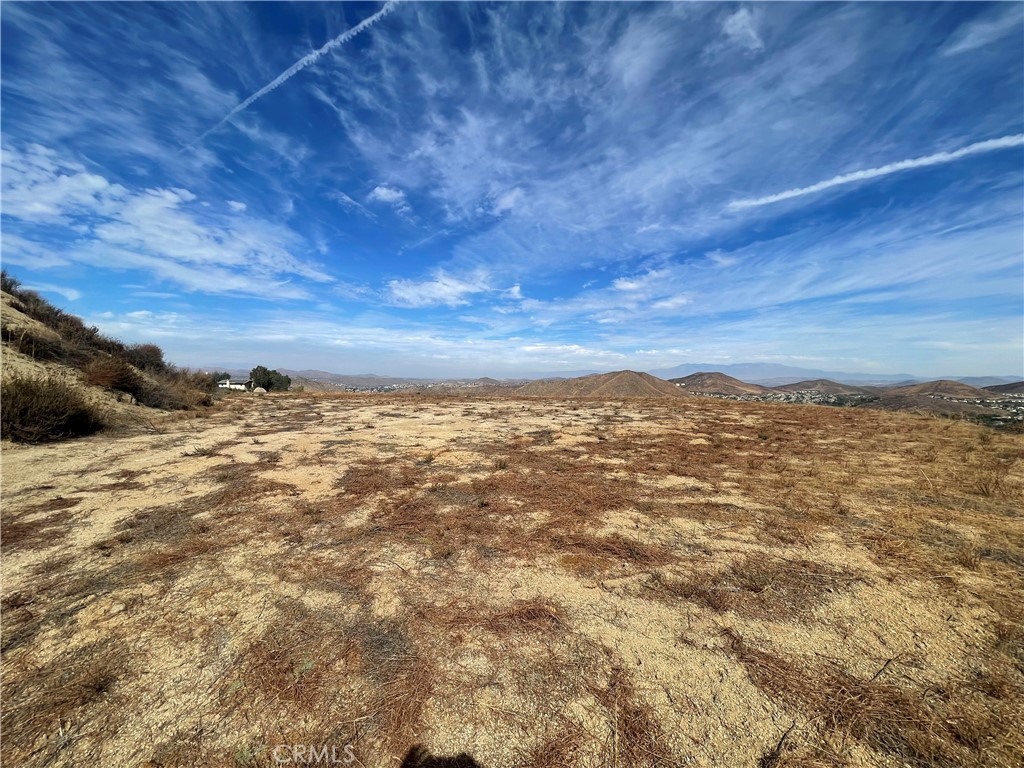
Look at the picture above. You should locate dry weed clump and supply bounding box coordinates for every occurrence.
[1,322,68,363]
[1,372,106,443]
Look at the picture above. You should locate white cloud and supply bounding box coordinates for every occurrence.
[612,269,670,292]
[329,190,375,218]
[368,184,412,216]
[652,295,691,310]
[2,144,332,299]
[368,184,406,204]
[722,8,764,53]
[227,200,247,212]
[386,269,490,308]
[492,187,524,215]
[942,6,1022,57]
[729,134,1024,210]
[706,249,738,268]
[25,282,82,302]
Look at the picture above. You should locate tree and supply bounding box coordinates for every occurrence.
[250,365,291,392]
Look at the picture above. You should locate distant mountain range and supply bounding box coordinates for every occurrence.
[648,362,1019,387]
[202,363,1020,388]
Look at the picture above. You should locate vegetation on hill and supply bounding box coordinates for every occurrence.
[1,270,214,443]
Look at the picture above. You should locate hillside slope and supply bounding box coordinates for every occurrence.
[890,379,990,398]
[670,372,770,395]
[1,276,213,442]
[773,379,873,395]
[516,370,684,398]
[986,381,1024,395]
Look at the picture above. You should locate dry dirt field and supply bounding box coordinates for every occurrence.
[2,393,1022,768]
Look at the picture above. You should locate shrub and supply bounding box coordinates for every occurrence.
[1,325,66,362]
[124,343,166,373]
[1,270,21,294]
[83,357,144,398]
[1,373,105,443]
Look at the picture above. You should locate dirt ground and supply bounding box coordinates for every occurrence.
[2,393,1022,767]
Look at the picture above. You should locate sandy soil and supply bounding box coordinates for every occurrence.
[2,393,1022,768]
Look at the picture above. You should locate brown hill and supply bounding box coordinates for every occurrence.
[516,370,684,398]
[858,394,1001,420]
[669,372,769,395]
[985,381,1024,395]
[890,379,990,398]
[773,379,872,395]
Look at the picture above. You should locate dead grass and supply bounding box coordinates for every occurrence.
[724,628,1024,768]
[588,665,675,767]
[1,639,130,765]
[2,393,1022,767]
[651,553,858,620]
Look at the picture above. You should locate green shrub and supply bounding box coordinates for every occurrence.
[1,373,105,443]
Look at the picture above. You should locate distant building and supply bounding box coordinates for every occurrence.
[218,377,252,391]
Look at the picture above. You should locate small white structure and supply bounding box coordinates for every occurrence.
[217,377,252,391]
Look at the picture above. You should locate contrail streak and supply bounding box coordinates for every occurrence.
[188,1,395,148]
[729,134,1024,210]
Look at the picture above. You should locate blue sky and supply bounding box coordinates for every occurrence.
[2,1,1022,378]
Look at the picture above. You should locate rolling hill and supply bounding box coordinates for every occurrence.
[985,381,1024,395]
[773,379,873,395]
[669,372,770,395]
[889,380,991,398]
[515,370,684,398]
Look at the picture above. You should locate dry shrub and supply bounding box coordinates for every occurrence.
[1,323,67,362]
[83,356,143,395]
[1,372,105,443]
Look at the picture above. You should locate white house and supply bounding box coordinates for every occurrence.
[217,377,252,391]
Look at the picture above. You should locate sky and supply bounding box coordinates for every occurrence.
[2,1,1022,379]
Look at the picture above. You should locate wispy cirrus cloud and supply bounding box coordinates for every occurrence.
[722,8,764,53]
[189,1,396,148]
[942,5,1022,57]
[729,134,1024,210]
[1,2,1020,377]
